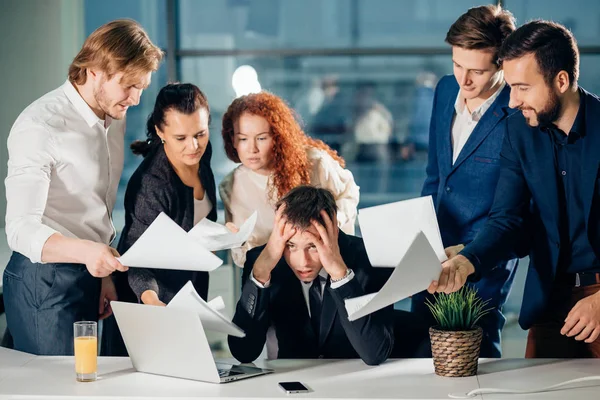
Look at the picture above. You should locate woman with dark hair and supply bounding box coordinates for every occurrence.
[220,91,359,268]
[119,83,217,306]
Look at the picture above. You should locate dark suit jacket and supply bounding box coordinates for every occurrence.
[228,232,394,366]
[117,142,217,303]
[461,88,600,329]
[413,76,530,356]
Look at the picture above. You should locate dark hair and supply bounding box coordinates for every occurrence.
[499,20,579,87]
[275,186,337,230]
[131,83,211,156]
[445,5,516,66]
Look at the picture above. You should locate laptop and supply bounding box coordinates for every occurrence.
[111,301,273,383]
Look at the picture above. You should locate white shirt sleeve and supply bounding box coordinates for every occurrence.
[310,149,360,235]
[5,119,59,263]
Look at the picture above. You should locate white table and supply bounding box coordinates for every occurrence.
[0,348,599,399]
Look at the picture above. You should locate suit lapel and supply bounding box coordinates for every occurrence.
[581,89,600,224]
[318,279,337,347]
[451,86,510,171]
[438,88,457,177]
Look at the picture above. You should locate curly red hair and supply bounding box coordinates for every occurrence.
[222,91,345,199]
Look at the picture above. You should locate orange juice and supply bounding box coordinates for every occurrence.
[74,336,97,374]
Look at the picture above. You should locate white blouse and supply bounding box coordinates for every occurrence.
[219,146,360,267]
[193,195,213,225]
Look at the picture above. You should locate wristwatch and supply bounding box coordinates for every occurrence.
[330,268,353,283]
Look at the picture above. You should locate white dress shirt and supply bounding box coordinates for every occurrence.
[5,80,125,263]
[451,81,505,164]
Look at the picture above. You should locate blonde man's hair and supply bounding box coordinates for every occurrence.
[68,19,164,85]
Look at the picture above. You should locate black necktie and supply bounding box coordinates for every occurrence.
[309,278,322,336]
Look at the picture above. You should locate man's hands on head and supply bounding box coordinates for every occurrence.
[305,210,347,280]
[427,252,475,294]
[253,205,296,285]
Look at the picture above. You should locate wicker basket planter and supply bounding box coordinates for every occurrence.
[429,326,483,377]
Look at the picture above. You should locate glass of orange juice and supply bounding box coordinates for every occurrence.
[74,321,97,382]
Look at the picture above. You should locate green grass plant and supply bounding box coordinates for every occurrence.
[425,286,492,331]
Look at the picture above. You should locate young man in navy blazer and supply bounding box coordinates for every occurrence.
[433,21,600,358]
[228,186,394,366]
[412,5,529,357]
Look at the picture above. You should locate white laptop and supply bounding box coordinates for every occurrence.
[111,301,273,383]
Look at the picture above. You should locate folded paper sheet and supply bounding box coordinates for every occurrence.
[344,196,447,321]
[117,212,223,271]
[188,211,257,251]
[357,196,446,266]
[345,231,442,321]
[167,281,245,337]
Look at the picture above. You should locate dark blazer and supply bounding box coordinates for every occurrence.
[228,232,394,366]
[118,142,217,303]
[461,88,600,329]
[412,76,528,356]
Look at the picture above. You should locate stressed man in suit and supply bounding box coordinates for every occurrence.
[412,5,528,357]
[228,186,394,366]
[432,20,600,358]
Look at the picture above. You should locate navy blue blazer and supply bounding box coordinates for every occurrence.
[419,76,526,310]
[461,88,600,329]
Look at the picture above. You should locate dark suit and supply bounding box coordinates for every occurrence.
[412,76,529,357]
[103,142,217,356]
[228,232,394,366]
[461,88,600,330]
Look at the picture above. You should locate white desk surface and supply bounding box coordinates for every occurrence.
[0,348,599,400]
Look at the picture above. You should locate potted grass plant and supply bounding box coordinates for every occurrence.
[425,286,491,377]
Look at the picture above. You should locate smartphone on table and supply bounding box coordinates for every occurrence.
[278,381,310,394]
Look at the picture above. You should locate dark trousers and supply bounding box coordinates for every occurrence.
[526,283,600,358]
[100,270,136,356]
[2,252,101,355]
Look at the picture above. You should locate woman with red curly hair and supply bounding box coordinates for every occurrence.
[220,91,359,267]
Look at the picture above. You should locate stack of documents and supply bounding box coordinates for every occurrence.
[345,196,447,321]
[117,211,257,272]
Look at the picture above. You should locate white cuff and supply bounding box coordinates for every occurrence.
[28,225,58,264]
[250,269,271,288]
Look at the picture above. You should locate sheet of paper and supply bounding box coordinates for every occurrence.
[345,231,442,321]
[167,281,245,338]
[117,212,223,271]
[357,196,447,266]
[207,296,225,312]
[187,211,258,251]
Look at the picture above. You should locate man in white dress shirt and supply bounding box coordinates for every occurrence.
[3,19,163,355]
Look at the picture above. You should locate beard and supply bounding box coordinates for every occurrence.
[522,89,561,128]
[93,83,124,120]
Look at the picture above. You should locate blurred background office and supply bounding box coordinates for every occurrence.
[1,0,600,357]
